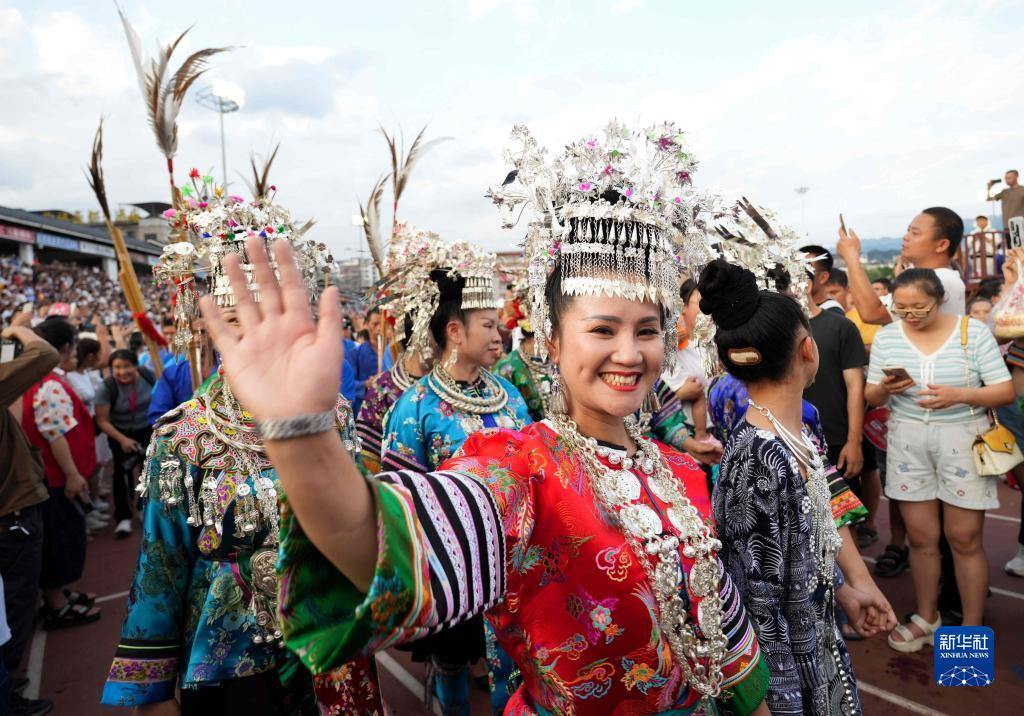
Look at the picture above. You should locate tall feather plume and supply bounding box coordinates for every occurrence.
[117,5,231,203]
[244,143,281,200]
[738,196,779,240]
[86,119,112,223]
[358,176,388,274]
[378,125,452,229]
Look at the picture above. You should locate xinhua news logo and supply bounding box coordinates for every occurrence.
[934,626,995,687]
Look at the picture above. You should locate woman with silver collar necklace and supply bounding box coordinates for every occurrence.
[380,245,531,715]
[204,122,774,715]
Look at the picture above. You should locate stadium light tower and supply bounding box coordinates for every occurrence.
[196,79,245,187]
[795,186,810,236]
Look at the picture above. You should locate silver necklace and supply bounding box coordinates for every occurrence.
[428,364,508,414]
[551,414,727,702]
[521,350,554,408]
[746,399,842,587]
[392,355,420,392]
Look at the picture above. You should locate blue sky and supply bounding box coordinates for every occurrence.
[1,0,1022,258]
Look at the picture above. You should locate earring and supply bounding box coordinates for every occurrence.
[641,386,661,415]
[445,346,459,369]
[548,366,566,416]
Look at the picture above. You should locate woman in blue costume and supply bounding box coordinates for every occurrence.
[382,241,531,715]
[100,180,383,715]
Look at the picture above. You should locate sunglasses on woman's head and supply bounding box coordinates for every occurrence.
[891,304,936,319]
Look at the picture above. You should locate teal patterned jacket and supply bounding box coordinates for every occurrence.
[100,389,358,709]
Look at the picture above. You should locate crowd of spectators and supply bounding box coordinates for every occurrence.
[0,255,165,330]
[1,172,1023,713]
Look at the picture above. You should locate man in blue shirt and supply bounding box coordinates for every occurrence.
[347,308,393,416]
[147,325,218,425]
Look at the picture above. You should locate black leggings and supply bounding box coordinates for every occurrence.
[179,670,287,715]
[108,426,152,522]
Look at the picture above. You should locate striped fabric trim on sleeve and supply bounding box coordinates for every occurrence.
[376,469,506,632]
[356,419,384,471]
[381,449,429,473]
[715,562,763,689]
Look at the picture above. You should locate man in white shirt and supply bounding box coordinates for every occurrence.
[837,207,966,324]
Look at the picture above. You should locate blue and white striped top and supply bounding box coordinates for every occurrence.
[867,316,1010,424]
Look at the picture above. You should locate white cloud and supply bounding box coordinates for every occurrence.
[467,0,501,19]
[466,0,537,23]
[30,11,130,96]
[2,0,1023,262]
[0,0,22,43]
[612,0,645,13]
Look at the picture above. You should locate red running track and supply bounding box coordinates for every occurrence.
[21,482,1024,714]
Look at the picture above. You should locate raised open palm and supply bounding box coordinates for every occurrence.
[199,238,342,421]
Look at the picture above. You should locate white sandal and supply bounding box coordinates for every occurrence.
[887,613,942,653]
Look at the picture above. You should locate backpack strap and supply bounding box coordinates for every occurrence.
[138,365,156,387]
[102,375,119,406]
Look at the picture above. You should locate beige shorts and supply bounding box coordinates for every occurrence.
[885,419,999,511]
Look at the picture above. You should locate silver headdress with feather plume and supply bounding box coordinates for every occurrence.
[359,126,452,276]
[359,126,469,363]
[117,5,232,209]
[157,168,331,355]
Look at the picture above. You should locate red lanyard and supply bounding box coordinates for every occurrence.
[128,383,138,414]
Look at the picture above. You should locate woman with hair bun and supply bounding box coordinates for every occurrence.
[699,259,893,715]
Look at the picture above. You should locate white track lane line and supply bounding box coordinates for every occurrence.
[22,591,128,702]
[24,628,46,700]
[862,555,1024,601]
[376,652,442,716]
[95,590,130,604]
[857,681,952,716]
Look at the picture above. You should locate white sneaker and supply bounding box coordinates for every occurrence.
[92,499,110,512]
[85,512,109,531]
[1006,544,1024,577]
[114,519,133,537]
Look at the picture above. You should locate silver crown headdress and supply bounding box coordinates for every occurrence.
[156,171,332,355]
[486,120,718,365]
[447,241,501,311]
[688,198,814,381]
[712,197,813,312]
[372,222,450,363]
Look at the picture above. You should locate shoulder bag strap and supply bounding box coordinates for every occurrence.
[961,316,997,433]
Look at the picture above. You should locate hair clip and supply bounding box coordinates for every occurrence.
[727,347,762,365]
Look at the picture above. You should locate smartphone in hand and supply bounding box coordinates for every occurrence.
[882,366,913,383]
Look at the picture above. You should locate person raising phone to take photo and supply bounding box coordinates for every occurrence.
[837,208,967,326]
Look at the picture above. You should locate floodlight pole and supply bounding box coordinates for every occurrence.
[196,85,241,187]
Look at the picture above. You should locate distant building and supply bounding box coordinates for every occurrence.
[0,205,161,279]
[36,202,173,248]
[335,257,379,295]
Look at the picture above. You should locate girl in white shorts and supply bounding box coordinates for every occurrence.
[866,268,1013,653]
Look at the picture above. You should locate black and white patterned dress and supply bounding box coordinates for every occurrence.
[715,420,861,715]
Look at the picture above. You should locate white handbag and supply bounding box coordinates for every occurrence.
[961,317,1024,476]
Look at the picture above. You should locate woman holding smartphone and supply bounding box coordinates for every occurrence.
[866,269,1013,651]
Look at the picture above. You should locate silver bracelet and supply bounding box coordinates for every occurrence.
[255,409,335,441]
